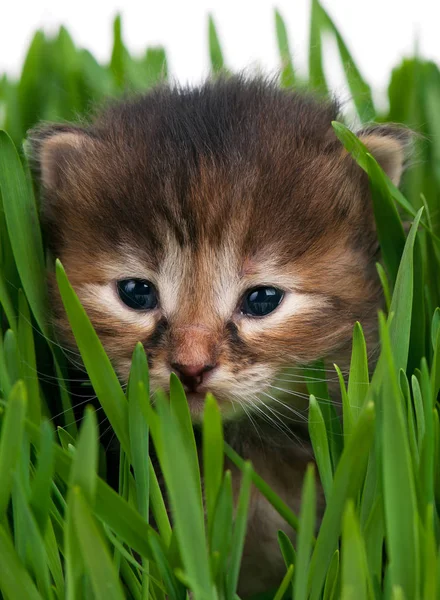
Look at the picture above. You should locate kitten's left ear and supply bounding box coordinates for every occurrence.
[357,125,412,186]
[25,124,96,192]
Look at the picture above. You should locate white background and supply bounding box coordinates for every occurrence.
[0,0,437,107]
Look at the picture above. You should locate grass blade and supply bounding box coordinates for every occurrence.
[0,526,43,600]
[72,487,126,600]
[293,464,316,600]
[379,312,419,599]
[308,395,333,500]
[0,131,49,337]
[208,15,225,73]
[226,461,252,599]
[0,380,27,518]
[308,401,376,599]
[56,259,130,456]
[275,10,295,87]
[347,322,369,423]
[203,393,224,530]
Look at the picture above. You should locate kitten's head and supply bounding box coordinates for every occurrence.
[29,77,408,418]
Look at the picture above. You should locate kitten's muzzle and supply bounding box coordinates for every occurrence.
[170,362,216,392]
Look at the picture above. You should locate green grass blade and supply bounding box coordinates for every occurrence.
[411,374,425,447]
[309,0,328,92]
[30,420,54,533]
[26,416,157,561]
[56,259,130,456]
[224,442,299,531]
[169,372,202,501]
[293,464,316,600]
[0,380,27,518]
[278,529,296,570]
[419,358,435,508]
[347,322,369,423]
[379,312,419,599]
[148,532,184,600]
[128,344,150,600]
[323,549,339,600]
[44,518,65,598]
[226,461,252,599]
[363,495,384,586]
[0,131,49,337]
[149,459,172,546]
[275,10,295,87]
[316,2,375,120]
[72,487,126,600]
[274,564,294,600]
[128,343,149,521]
[334,363,352,436]
[0,525,43,600]
[208,15,225,73]
[144,48,168,87]
[203,393,224,530]
[366,153,407,284]
[4,327,20,386]
[210,470,233,580]
[431,306,440,399]
[387,209,423,372]
[154,394,213,598]
[376,263,391,312]
[308,395,333,500]
[308,402,376,599]
[305,360,342,467]
[13,476,54,599]
[110,15,126,89]
[18,290,42,424]
[70,406,98,504]
[332,122,426,226]
[340,501,372,600]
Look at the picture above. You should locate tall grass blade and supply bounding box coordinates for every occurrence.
[0,380,27,518]
[293,464,316,600]
[56,260,130,456]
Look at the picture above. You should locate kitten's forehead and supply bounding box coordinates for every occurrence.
[40,80,374,265]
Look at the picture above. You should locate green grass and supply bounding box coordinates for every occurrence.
[0,3,440,599]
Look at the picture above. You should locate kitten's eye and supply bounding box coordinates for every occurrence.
[241,287,284,317]
[117,279,158,311]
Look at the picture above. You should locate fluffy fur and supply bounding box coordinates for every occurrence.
[29,76,408,594]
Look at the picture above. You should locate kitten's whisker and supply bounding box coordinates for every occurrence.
[19,359,91,383]
[50,395,101,421]
[17,308,83,361]
[268,384,341,406]
[283,365,348,375]
[99,422,115,443]
[252,397,303,439]
[260,390,308,423]
[238,399,263,444]
[249,394,310,449]
[105,432,116,452]
[273,376,338,384]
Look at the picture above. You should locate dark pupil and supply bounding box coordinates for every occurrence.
[117,279,158,310]
[243,287,283,316]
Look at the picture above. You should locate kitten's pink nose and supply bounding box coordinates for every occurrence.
[170,362,216,391]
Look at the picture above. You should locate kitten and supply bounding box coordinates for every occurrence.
[29,77,408,594]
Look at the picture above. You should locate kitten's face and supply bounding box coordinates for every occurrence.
[31,79,406,417]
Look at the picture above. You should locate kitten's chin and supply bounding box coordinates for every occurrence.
[185,392,207,420]
[185,391,241,423]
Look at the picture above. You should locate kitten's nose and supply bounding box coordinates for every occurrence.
[170,362,216,391]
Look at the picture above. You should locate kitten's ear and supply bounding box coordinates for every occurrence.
[26,125,95,191]
[357,125,412,186]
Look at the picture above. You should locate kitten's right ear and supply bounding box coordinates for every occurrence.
[26,125,94,192]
